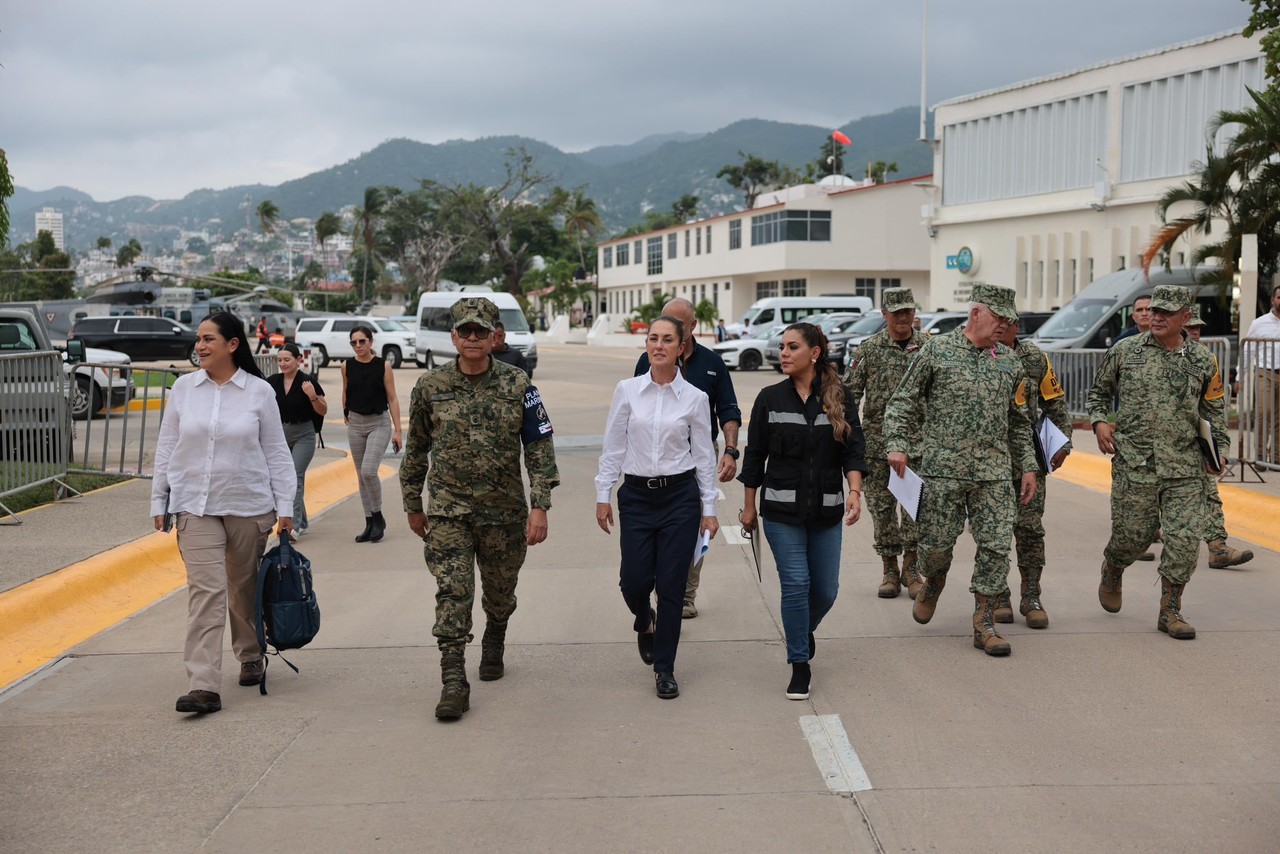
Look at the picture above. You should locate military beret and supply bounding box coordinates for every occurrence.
[1150,285,1193,312]
[451,296,500,330]
[969,282,1018,322]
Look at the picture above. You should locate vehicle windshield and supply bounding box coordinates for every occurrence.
[739,308,761,326]
[752,325,778,340]
[1034,298,1115,339]
[848,314,885,335]
[499,308,530,333]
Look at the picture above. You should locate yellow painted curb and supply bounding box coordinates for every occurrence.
[1054,452,1280,555]
[0,453,395,690]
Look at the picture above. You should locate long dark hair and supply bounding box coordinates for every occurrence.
[202,311,264,379]
[786,322,850,443]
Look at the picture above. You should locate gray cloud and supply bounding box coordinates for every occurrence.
[0,0,1250,200]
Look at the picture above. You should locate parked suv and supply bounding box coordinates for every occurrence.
[70,316,199,366]
[293,315,420,369]
[1,308,134,420]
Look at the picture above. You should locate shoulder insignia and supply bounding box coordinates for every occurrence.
[1014,379,1027,407]
[1204,355,1225,402]
[1040,361,1065,401]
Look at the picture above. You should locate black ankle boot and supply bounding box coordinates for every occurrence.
[369,511,386,543]
[355,516,374,542]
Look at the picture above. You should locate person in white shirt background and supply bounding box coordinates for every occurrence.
[152,311,297,716]
[1236,286,1280,465]
[595,316,719,701]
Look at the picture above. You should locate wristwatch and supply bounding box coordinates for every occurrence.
[722,446,740,459]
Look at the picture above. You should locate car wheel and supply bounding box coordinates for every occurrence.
[382,346,402,369]
[72,376,99,421]
[417,350,434,369]
[739,350,762,372]
[313,345,329,369]
[188,344,200,367]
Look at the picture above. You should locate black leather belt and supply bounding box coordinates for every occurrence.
[624,469,696,489]
[282,419,310,425]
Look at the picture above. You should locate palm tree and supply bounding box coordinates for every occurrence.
[96,236,112,251]
[256,200,281,238]
[314,212,341,281]
[351,186,387,305]
[561,190,602,274]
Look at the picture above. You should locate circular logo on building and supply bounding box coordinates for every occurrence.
[956,246,978,276]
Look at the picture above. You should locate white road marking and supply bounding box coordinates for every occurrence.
[722,526,749,545]
[799,714,872,793]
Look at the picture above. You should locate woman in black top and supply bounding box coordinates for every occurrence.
[739,322,866,701]
[267,343,327,537]
[341,324,402,543]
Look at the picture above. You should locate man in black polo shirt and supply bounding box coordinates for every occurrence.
[634,297,742,618]
[491,321,529,374]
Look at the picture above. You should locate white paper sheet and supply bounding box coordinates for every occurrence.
[691,529,711,568]
[1037,417,1071,475]
[888,466,925,520]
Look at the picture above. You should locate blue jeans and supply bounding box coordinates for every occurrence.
[763,518,842,663]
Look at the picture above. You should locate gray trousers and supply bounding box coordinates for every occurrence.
[283,421,316,530]
[347,411,391,515]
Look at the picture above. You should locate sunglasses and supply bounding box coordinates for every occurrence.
[455,325,491,340]
[349,338,370,346]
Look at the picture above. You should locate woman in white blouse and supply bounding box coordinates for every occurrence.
[152,311,297,715]
[595,316,720,700]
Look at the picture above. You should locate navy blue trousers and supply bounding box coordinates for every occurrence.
[617,479,700,674]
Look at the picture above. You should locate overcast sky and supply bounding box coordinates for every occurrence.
[0,0,1252,201]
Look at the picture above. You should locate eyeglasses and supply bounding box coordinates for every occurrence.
[349,338,370,346]
[455,325,490,340]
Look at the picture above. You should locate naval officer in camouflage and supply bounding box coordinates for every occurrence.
[882,283,1038,656]
[1087,285,1227,640]
[401,296,560,719]
[843,287,927,599]
[994,319,1073,629]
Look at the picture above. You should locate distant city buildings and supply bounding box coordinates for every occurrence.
[35,207,65,250]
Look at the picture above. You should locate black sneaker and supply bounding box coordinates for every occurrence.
[175,690,222,714]
[785,663,811,700]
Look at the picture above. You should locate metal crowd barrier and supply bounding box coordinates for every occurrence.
[1237,337,1280,472]
[0,351,76,522]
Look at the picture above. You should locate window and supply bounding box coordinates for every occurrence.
[1037,262,1045,298]
[616,243,629,266]
[696,229,702,255]
[333,320,357,333]
[634,240,643,265]
[1054,260,1061,298]
[855,278,876,304]
[296,319,325,332]
[603,246,613,269]
[685,230,690,256]
[713,281,719,308]
[705,226,712,253]
[668,233,677,260]
[782,278,807,297]
[1117,256,1125,271]
[647,237,663,275]
[757,281,779,299]
[119,318,150,332]
[750,210,832,245]
[729,219,742,250]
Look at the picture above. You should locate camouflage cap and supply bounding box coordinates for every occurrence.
[882,287,917,312]
[1185,303,1205,326]
[969,282,1018,322]
[1150,285,1193,312]
[451,296,500,330]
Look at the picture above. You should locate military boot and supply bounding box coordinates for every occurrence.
[972,594,1012,656]
[900,551,924,599]
[479,623,507,681]
[878,556,901,599]
[1158,577,1196,640]
[992,590,1014,623]
[912,574,947,624]
[1207,538,1254,569]
[1098,559,1125,613]
[1019,566,1049,629]
[435,650,471,720]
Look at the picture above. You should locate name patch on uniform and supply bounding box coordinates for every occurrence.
[431,392,456,402]
[521,385,554,445]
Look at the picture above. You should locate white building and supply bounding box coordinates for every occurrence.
[596,176,933,329]
[928,29,1263,311]
[35,207,65,250]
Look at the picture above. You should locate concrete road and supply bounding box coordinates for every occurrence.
[1,343,1277,853]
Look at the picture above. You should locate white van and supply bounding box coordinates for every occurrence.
[729,295,873,338]
[416,288,538,375]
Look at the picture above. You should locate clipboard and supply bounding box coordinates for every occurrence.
[888,466,925,521]
[1197,418,1224,474]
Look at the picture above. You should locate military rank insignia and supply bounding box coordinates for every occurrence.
[521,386,554,445]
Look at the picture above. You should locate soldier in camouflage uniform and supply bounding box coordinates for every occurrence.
[994,321,1073,629]
[1087,285,1227,640]
[400,297,560,719]
[883,283,1038,656]
[844,287,927,599]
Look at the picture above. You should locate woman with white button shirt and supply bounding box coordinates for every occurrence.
[595,316,720,700]
[151,311,297,715]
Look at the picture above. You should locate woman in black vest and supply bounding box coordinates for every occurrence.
[341,324,402,542]
[739,322,866,701]
[268,343,327,537]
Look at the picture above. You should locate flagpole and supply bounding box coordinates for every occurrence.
[919,0,929,142]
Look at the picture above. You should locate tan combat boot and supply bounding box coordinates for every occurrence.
[435,650,471,720]
[972,594,1012,656]
[1019,566,1049,629]
[1158,577,1196,640]
[992,590,1014,623]
[912,574,947,624]
[1207,538,1254,569]
[878,556,901,599]
[479,622,506,682]
[900,551,924,599]
[1098,559,1125,613]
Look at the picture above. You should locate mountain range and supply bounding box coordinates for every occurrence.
[10,107,934,252]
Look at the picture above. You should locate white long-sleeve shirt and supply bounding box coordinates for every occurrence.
[595,370,719,515]
[150,368,297,518]
[1241,310,1280,371]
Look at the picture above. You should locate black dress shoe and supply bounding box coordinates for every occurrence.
[655,672,679,699]
[637,631,655,664]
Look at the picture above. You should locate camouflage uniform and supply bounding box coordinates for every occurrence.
[883,329,1036,596]
[844,326,927,559]
[400,357,559,655]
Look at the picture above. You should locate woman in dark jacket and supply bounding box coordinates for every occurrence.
[739,322,866,701]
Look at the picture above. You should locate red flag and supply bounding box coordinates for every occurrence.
[832,130,852,145]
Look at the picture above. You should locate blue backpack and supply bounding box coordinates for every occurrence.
[254,535,321,695]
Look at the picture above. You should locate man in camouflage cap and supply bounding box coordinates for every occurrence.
[1087,285,1228,640]
[883,283,1038,656]
[401,296,560,719]
[844,287,928,599]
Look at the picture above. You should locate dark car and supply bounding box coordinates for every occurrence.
[826,314,888,370]
[70,316,200,365]
[1016,311,1054,337]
